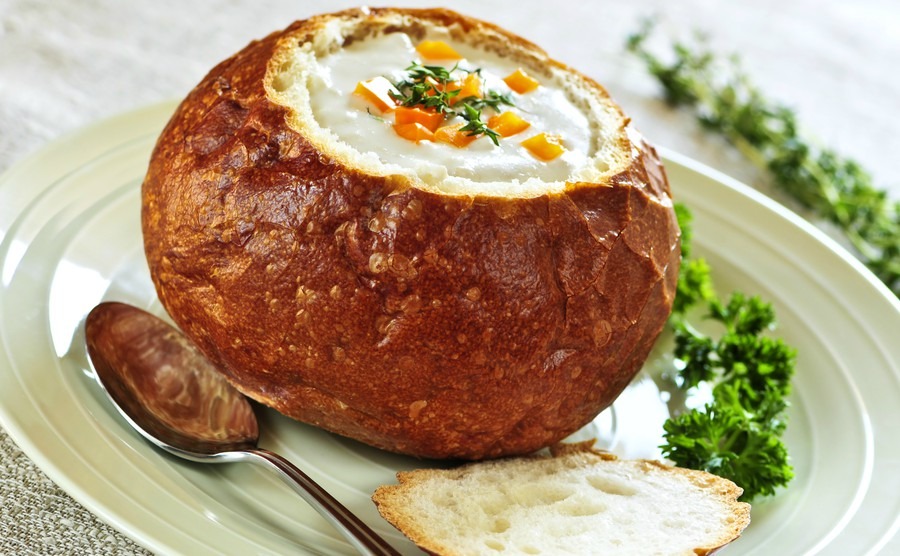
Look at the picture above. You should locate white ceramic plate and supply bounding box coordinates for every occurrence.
[1,103,898,555]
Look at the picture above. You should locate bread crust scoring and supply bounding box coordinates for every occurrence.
[141,7,680,459]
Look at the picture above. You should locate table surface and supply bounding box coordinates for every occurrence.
[1,0,898,554]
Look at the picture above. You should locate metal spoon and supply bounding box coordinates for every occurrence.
[84,301,399,556]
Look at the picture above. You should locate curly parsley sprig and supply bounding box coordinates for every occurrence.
[662,393,793,501]
[663,204,795,501]
[390,62,514,145]
[627,20,900,298]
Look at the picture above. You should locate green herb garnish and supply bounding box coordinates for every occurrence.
[390,62,460,115]
[390,61,513,145]
[467,89,515,112]
[663,203,795,501]
[457,103,502,146]
[627,20,900,298]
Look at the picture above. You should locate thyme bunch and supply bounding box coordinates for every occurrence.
[627,20,900,298]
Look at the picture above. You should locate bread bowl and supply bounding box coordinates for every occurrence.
[142,7,680,460]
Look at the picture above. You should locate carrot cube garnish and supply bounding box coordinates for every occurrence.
[353,77,399,113]
[434,123,479,148]
[416,40,463,61]
[521,133,565,161]
[394,106,445,132]
[393,122,435,143]
[487,111,531,137]
[503,68,540,94]
[449,73,482,104]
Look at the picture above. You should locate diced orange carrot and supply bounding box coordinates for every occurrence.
[450,73,482,104]
[503,68,540,94]
[521,133,565,161]
[416,40,463,60]
[487,111,531,137]
[434,123,478,148]
[353,77,399,113]
[393,122,435,143]
[394,106,445,132]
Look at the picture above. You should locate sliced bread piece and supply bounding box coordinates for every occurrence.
[373,443,750,555]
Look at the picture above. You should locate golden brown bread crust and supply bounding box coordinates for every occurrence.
[141,7,680,459]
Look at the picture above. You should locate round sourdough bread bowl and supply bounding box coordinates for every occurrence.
[141,7,681,460]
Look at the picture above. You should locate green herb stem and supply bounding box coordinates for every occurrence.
[390,61,511,145]
[627,20,900,298]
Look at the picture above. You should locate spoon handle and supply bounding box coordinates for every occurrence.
[244,447,400,556]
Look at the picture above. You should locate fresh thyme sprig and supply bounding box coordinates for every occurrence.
[391,62,461,115]
[457,103,502,145]
[467,89,515,113]
[390,62,513,145]
[627,20,900,298]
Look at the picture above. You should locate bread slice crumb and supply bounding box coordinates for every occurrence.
[373,442,750,556]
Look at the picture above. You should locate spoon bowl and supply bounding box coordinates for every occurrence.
[85,301,398,556]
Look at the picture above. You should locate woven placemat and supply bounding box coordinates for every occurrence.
[0,432,149,555]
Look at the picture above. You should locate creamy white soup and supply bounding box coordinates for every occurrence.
[267,21,620,197]
[303,32,594,193]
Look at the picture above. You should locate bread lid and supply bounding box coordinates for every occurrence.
[373,443,752,556]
